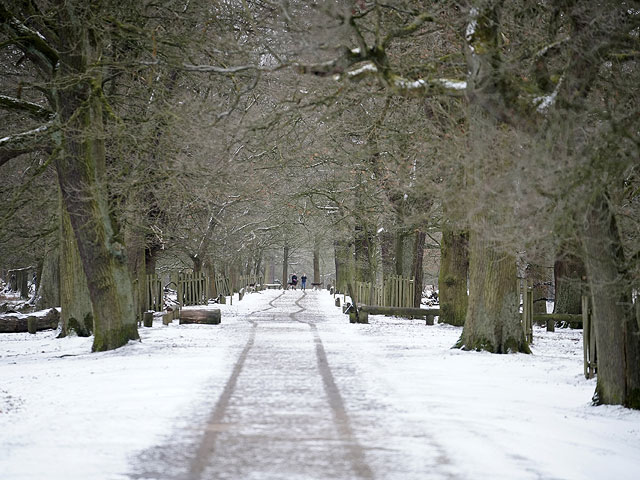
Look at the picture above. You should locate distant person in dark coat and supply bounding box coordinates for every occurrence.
[301,274,307,290]
[290,274,298,289]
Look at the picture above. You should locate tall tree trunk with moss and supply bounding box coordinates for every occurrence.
[53,8,138,351]
[458,231,529,353]
[59,200,93,337]
[439,227,469,326]
[581,195,640,409]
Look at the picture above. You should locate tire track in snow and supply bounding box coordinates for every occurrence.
[291,290,375,480]
[186,289,285,479]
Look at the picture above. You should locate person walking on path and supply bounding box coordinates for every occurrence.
[290,273,298,290]
[301,274,307,290]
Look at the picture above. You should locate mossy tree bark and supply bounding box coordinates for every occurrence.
[458,231,529,353]
[439,227,469,326]
[581,195,640,408]
[53,8,138,351]
[59,199,93,337]
[125,202,146,322]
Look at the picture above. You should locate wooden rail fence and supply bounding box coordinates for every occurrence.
[519,278,596,379]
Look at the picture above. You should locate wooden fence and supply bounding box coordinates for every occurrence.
[145,274,163,312]
[215,275,231,297]
[236,274,263,291]
[354,275,415,308]
[177,272,209,306]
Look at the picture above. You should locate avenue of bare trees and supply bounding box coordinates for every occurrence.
[1,1,638,409]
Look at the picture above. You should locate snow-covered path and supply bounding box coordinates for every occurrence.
[2,289,640,479]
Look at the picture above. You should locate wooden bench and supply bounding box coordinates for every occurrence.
[357,305,440,325]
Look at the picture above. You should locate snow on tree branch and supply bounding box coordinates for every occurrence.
[0,94,54,119]
[0,121,54,167]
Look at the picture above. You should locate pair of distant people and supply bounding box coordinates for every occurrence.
[289,273,307,290]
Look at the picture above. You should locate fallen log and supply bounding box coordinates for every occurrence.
[179,309,221,325]
[0,308,60,333]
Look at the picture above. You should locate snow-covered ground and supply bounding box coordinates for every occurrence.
[1,289,639,479]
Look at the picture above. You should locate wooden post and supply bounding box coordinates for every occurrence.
[546,318,555,332]
[27,316,38,334]
[426,314,435,326]
[143,311,153,327]
[162,313,172,325]
[335,297,341,307]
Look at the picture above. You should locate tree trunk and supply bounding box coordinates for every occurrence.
[313,238,321,284]
[205,261,217,299]
[395,230,406,276]
[458,231,529,353]
[553,245,586,314]
[354,223,374,283]
[380,230,395,279]
[125,215,146,323]
[581,195,640,409]
[412,230,426,308]
[439,228,469,326]
[35,248,60,310]
[282,244,289,287]
[53,13,138,351]
[59,200,93,337]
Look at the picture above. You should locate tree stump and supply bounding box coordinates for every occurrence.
[335,297,341,307]
[162,313,172,325]
[27,317,38,334]
[143,312,153,327]
[179,309,221,325]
